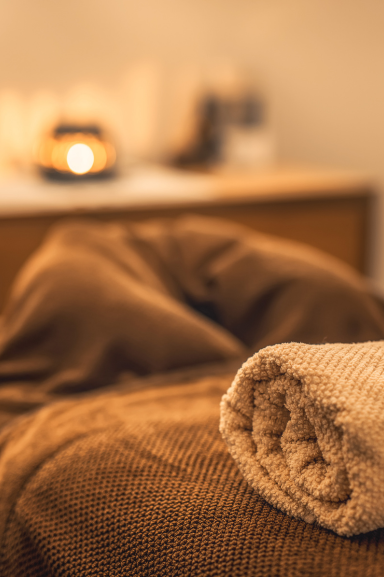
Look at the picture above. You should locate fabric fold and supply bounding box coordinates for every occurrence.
[3,215,384,429]
[220,340,384,536]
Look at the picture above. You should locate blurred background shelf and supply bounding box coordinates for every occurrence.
[0,164,374,311]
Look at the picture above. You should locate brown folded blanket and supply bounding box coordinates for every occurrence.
[0,369,383,577]
[1,216,384,575]
[1,215,384,427]
[220,341,384,536]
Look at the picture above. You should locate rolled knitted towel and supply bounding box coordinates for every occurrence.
[220,341,384,536]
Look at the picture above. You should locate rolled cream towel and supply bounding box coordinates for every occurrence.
[220,341,384,536]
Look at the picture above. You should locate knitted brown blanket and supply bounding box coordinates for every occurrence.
[1,371,384,577]
[220,341,384,537]
[1,215,384,575]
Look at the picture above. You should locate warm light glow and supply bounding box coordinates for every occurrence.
[67,143,94,174]
[35,129,116,177]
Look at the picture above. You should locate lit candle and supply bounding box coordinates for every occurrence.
[67,143,95,175]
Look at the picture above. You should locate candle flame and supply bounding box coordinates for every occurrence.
[67,143,95,174]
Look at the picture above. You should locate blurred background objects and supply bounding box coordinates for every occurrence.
[0,0,384,285]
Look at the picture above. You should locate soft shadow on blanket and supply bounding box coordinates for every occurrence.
[1,216,384,576]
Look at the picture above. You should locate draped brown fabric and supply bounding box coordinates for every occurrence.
[1,373,384,577]
[1,215,384,575]
[0,215,383,426]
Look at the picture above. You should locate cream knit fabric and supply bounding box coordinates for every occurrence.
[220,341,384,536]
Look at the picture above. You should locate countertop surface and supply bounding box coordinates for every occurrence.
[0,164,374,218]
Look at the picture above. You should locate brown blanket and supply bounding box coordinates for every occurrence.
[1,370,384,577]
[1,215,384,575]
[0,215,383,426]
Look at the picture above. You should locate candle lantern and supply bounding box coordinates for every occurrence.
[35,124,116,180]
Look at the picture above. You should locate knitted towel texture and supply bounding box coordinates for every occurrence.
[220,340,384,537]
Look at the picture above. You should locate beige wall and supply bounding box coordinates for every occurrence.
[1,0,384,284]
[239,1,384,285]
[0,0,244,89]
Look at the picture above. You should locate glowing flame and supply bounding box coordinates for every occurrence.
[67,143,95,174]
[35,129,116,177]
